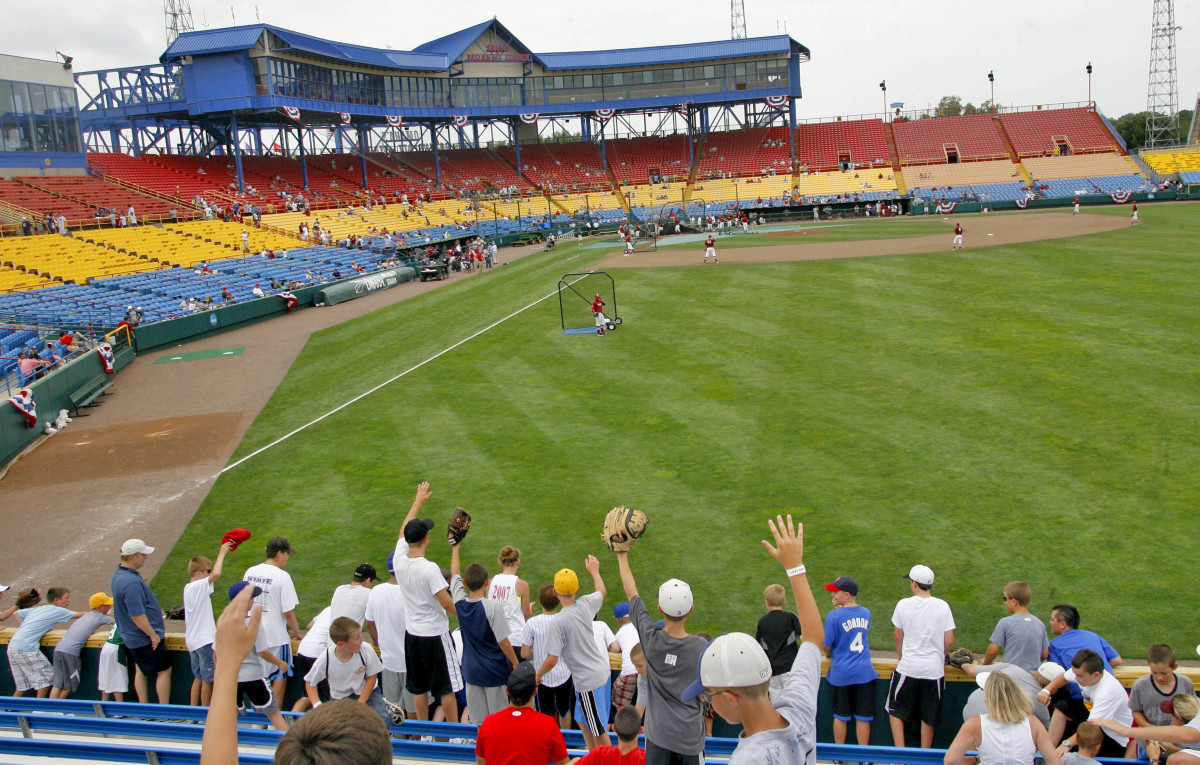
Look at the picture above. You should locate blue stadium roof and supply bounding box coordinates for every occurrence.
[161,21,806,74]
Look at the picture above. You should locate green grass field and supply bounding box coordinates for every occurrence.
[155,205,1200,658]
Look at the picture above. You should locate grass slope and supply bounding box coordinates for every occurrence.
[156,207,1200,657]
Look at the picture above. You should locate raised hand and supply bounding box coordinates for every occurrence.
[762,514,805,570]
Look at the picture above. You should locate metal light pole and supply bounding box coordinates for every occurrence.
[988,71,995,112]
[1086,63,1093,106]
[879,80,887,121]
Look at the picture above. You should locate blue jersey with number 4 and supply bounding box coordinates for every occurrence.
[824,605,875,686]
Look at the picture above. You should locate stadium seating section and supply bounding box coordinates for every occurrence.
[792,169,899,200]
[998,108,1120,156]
[905,160,1024,193]
[391,148,526,194]
[1140,147,1200,176]
[1022,153,1139,181]
[0,179,97,221]
[696,126,791,179]
[497,142,608,191]
[607,135,691,184]
[892,115,1008,164]
[795,119,890,172]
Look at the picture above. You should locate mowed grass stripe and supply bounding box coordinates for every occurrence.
[156,205,1200,654]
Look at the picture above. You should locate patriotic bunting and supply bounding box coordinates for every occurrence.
[453,115,469,127]
[278,291,298,312]
[937,202,957,214]
[386,115,403,128]
[764,95,789,108]
[98,343,115,374]
[340,113,352,125]
[282,106,302,122]
[8,387,36,428]
[594,108,616,121]
[519,114,539,125]
[1015,198,1029,209]
[1110,190,1131,204]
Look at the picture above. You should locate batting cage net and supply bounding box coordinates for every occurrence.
[559,271,620,331]
[649,200,704,250]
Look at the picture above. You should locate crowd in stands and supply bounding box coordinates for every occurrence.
[2,486,1196,765]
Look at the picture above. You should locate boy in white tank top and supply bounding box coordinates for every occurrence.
[487,546,532,638]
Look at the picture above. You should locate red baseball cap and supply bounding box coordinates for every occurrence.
[221,528,252,551]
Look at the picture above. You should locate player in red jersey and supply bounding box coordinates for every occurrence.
[703,235,719,264]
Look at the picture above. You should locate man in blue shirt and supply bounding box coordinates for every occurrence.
[823,576,875,746]
[1045,603,1123,745]
[111,538,173,704]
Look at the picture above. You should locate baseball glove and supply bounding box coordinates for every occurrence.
[602,506,648,552]
[947,647,975,669]
[14,588,40,609]
[447,508,472,546]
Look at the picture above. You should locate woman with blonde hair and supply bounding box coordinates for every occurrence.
[486,546,532,638]
[1094,694,1200,765]
[946,671,1065,765]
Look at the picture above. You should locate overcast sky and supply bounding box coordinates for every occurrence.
[7,0,1197,120]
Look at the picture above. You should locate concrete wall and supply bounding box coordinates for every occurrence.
[0,54,75,89]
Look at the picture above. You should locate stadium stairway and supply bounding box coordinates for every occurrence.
[990,116,1033,184]
[882,122,901,171]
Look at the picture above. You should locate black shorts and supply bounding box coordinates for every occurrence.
[1097,733,1129,759]
[1051,688,1091,723]
[236,678,278,715]
[831,679,876,721]
[885,672,943,726]
[125,641,173,676]
[293,654,330,701]
[536,677,575,718]
[404,633,459,699]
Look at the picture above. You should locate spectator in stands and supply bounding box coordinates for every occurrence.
[888,565,956,748]
[520,583,574,729]
[7,587,86,697]
[112,539,173,703]
[1094,695,1200,765]
[475,661,570,765]
[303,616,388,723]
[450,555,519,722]
[1039,650,1134,756]
[243,537,303,705]
[536,557,613,751]
[571,704,645,765]
[364,553,412,722]
[97,623,127,701]
[612,602,639,713]
[1129,644,1195,761]
[184,541,234,706]
[395,481,462,722]
[949,654,1050,729]
[18,350,49,382]
[944,670,1064,765]
[682,515,823,763]
[1043,605,1123,745]
[251,284,264,299]
[292,607,333,713]
[757,583,801,702]
[50,592,114,699]
[614,546,707,764]
[823,576,875,746]
[328,563,376,642]
[984,582,1049,671]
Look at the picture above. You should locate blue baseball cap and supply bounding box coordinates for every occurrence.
[614,602,630,619]
[228,580,263,601]
[386,552,395,573]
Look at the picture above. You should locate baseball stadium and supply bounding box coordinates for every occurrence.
[0,1,1198,761]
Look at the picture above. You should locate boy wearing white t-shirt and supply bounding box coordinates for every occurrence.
[327,563,376,647]
[304,616,388,724]
[243,537,302,704]
[887,564,956,748]
[183,541,233,706]
[365,552,414,721]
[291,607,332,712]
[1038,649,1133,758]
[223,581,289,732]
[612,601,640,711]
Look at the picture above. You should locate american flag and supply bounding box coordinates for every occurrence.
[8,387,36,428]
[278,291,298,312]
[98,343,115,374]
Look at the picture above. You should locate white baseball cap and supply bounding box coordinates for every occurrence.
[1037,661,1065,682]
[906,564,935,586]
[975,671,996,689]
[681,632,770,702]
[120,539,155,556]
[0,584,9,593]
[658,579,693,618]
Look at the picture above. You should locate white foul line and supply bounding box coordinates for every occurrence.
[221,276,584,475]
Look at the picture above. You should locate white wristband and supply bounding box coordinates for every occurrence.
[313,701,322,708]
[786,565,807,578]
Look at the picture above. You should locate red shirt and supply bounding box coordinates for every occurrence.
[576,746,646,765]
[592,298,605,314]
[475,706,567,765]
[705,237,715,248]
[954,225,962,235]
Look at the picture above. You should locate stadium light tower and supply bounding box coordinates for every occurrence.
[879,80,887,122]
[988,70,994,111]
[165,0,195,45]
[1145,0,1180,147]
[731,0,747,40]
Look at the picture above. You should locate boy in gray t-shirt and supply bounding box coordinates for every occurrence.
[682,515,825,765]
[984,581,1048,671]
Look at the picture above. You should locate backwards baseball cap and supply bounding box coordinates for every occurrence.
[824,576,859,596]
[228,580,263,601]
[121,539,155,556]
[682,633,771,702]
[1037,661,1065,682]
[404,518,435,544]
[1160,699,1179,716]
[975,671,994,690]
[613,602,630,619]
[88,592,114,609]
[386,553,395,573]
[507,661,538,704]
[554,568,579,597]
[658,579,693,618]
[265,537,294,557]
[354,563,378,581]
[905,564,935,586]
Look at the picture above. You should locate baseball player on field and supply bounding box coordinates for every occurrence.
[952,223,964,251]
[703,235,719,264]
[592,294,607,336]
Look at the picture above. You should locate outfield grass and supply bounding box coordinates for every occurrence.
[156,204,1200,657]
[652,217,950,250]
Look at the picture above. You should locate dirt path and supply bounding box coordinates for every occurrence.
[597,212,1126,268]
[0,249,543,598]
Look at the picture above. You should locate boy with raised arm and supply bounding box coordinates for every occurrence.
[682,515,825,765]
